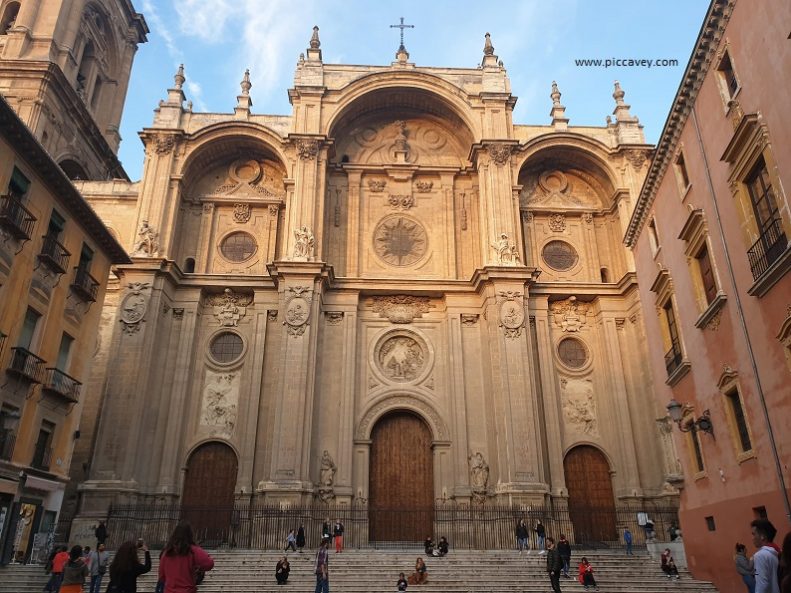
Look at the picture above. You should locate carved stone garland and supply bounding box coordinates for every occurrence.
[370,295,432,324]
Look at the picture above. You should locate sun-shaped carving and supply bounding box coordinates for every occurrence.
[373,216,428,267]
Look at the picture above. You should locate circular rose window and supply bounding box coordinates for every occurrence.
[220,231,257,262]
[209,332,244,364]
[542,240,579,271]
[373,216,428,267]
[558,337,588,369]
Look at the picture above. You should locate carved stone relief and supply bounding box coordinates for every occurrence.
[356,395,448,441]
[120,282,150,334]
[656,416,684,483]
[548,213,566,232]
[318,449,337,502]
[200,371,239,436]
[284,286,312,337]
[204,159,286,200]
[208,288,253,327]
[154,135,175,155]
[491,233,520,265]
[486,143,513,166]
[468,451,490,503]
[415,181,433,193]
[460,314,480,327]
[295,138,320,160]
[370,295,432,324]
[376,333,427,382]
[560,378,598,436]
[551,296,590,332]
[373,216,428,267]
[233,203,251,223]
[625,149,647,170]
[368,179,386,193]
[131,220,159,257]
[325,311,344,325]
[388,194,415,210]
[292,226,315,261]
[498,291,525,339]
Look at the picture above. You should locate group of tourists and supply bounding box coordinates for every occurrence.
[514,519,547,554]
[44,521,214,593]
[735,518,791,593]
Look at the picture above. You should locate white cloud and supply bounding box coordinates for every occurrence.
[142,0,183,66]
[186,80,209,112]
[174,0,234,43]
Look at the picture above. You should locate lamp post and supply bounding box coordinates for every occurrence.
[666,399,714,435]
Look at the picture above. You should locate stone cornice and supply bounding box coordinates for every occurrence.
[624,0,735,248]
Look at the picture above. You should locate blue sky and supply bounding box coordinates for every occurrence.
[118,0,710,180]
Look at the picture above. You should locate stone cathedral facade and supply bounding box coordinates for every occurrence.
[68,30,682,541]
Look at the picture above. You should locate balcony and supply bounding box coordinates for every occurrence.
[664,342,684,376]
[0,429,16,461]
[42,368,81,403]
[747,218,788,280]
[7,347,46,383]
[30,445,52,471]
[70,266,99,302]
[38,234,71,274]
[0,194,37,241]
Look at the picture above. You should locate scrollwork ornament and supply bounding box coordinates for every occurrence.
[295,138,320,160]
[486,143,513,166]
[233,203,251,223]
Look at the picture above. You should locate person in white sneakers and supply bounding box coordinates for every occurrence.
[751,518,780,593]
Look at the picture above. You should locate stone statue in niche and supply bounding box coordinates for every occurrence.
[468,451,489,503]
[201,372,238,435]
[131,220,159,257]
[292,226,315,261]
[561,378,598,435]
[318,450,337,502]
[391,120,411,163]
[491,233,520,265]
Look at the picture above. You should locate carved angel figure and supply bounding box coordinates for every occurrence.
[319,450,337,487]
[292,226,315,260]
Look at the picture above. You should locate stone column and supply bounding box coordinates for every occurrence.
[446,312,471,500]
[332,299,359,503]
[260,261,332,500]
[345,171,362,276]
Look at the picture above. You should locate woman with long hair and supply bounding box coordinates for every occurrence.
[407,557,428,585]
[105,540,151,593]
[59,545,89,593]
[158,521,214,593]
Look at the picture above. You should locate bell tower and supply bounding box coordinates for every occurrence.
[0,0,148,180]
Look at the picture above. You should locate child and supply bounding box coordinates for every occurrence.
[284,529,297,552]
[397,571,408,591]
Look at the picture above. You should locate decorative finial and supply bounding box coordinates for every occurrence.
[483,32,494,56]
[390,17,415,58]
[310,26,320,49]
[551,81,562,106]
[174,64,185,89]
[613,80,626,105]
[240,69,251,96]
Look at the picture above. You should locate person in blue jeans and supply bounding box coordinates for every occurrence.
[536,521,547,555]
[87,543,109,593]
[624,528,634,555]
[314,537,330,593]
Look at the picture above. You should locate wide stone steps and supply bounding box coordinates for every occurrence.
[0,549,718,593]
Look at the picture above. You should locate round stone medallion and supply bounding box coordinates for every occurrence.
[499,300,525,330]
[375,332,427,383]
[373,215,428,267]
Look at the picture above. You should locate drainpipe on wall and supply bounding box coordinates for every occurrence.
[691,105,791,524]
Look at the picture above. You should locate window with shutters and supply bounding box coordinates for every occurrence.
[678,208,726,328]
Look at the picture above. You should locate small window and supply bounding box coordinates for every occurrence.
[558,337,588,369]
[18,308,42,350]
[696,244,718,305]
[31,420,55,470]
[47,210,66,239]
[717,51,739,100]
[8,167,30,199]
[209,332,244,364]
[55,333,74,371]
[705,516,716,531]
[220,232,257,262]
[647,220,660,255]
[725,387,752,453]
[746,157,782,234]
[184,257,196,273]
[675,151,690,193]
[78,243,94,271]
[600,268,610,283]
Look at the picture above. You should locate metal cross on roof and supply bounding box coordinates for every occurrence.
[390,17,414,50]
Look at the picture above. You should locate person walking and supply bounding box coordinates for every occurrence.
[536,521,547,555]
[158,522,214,593]
[284,529,297,552]
[735,542,756,593]
[661,548,680,580]
[314,537,330,593]
[557,534,572,578]
[545,537,563,593]
[751,518,780,593]
[95,521,108,548]
[296,524,306,554]
[624,528,634,556]
[87,543,109,593]
[275,556,290,585]
[333,518,344,553]
[44,546,69,593]
[105,540,151,593]
[515,519,529,554]
[577,557,600,591]
[59,546,89,593]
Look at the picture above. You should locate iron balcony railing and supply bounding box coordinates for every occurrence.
[7,347,46,383]
[664,341,683,376]
[0,193,37,241]
[747,218,788,280]
[0,429,16,461]
[38,234,71,274]
[70,266,99,302]
[42,368,81,403]
[31,445,52,471]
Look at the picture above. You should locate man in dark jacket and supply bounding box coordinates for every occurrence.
[546,537,563,593]
[557,534,572,578]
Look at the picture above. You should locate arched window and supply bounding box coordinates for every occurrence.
[600,267,610,283]
[59,159,89,181]
[0,2,20,34]
[76,40,95,100]
[184,257,196,273]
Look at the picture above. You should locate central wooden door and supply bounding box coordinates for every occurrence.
[563,445,617,543]
[369,411,434,542]
[182,442,238,545]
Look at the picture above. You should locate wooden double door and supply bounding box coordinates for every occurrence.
[182,442,238,544]
[563,445,617,543]
[369,411,434,542]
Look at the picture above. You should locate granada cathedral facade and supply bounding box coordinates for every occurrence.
[58,20,682,541]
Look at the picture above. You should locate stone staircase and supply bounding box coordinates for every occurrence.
[0,548,719,593]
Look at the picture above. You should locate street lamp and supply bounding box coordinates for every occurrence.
[666,398,714,435]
